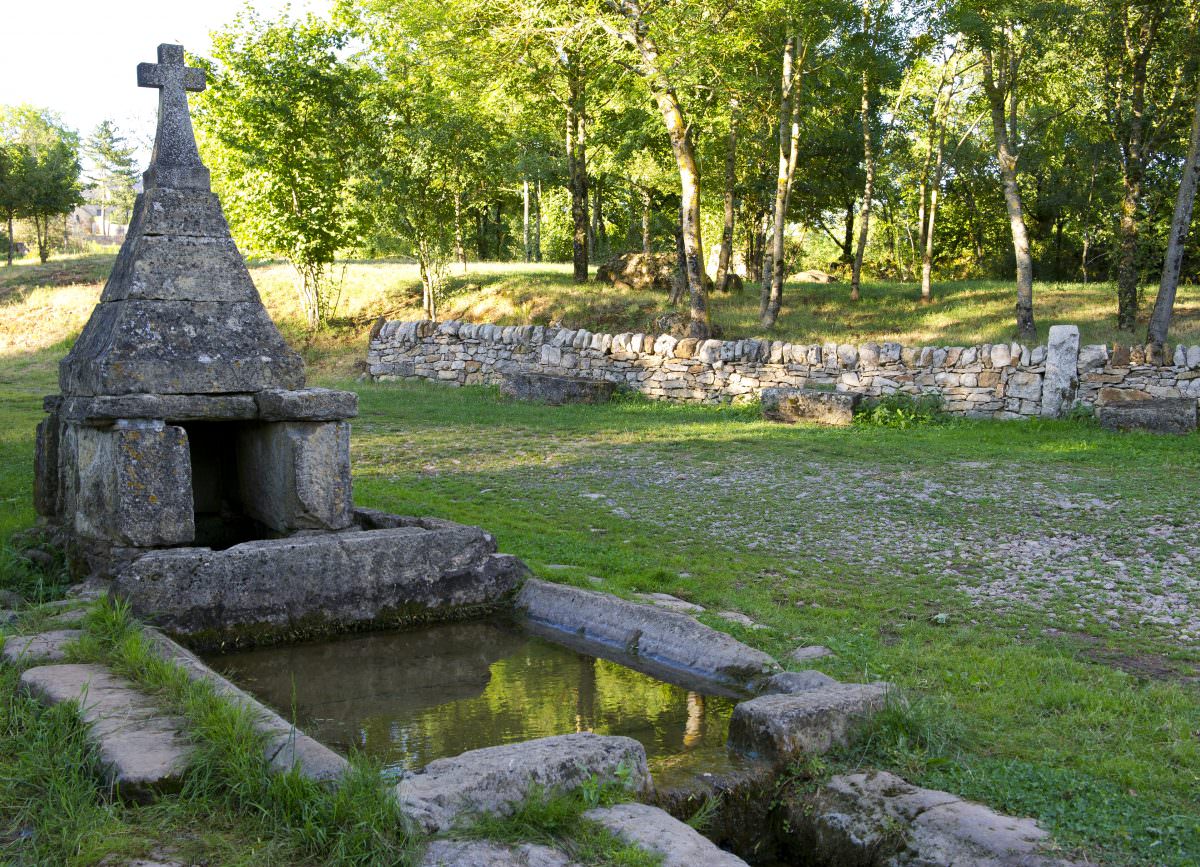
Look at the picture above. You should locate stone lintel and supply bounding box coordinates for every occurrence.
[255,388,358,421]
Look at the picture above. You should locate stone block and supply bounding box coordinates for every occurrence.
[396,733,650,832]
[499,372,616,405]
[1005,371,1042,401]
[34,416,60,517]
[2,629,82,664]
[66,421,194,546]
[113,522,528,644]
[99,234,260,304]
[1097,398,1197,434]
[236,421,351,532]
[515,579,778,691]
[785,770,1074,867]
[1041,324,1080,418]
[20,663,192,801]
[60,393,259,423]
[254,387,358,421]
[762,670,840,694]
[421,841,578,867]
[585,803,749,867]
[727,683,893,761]
[761,388,861,426]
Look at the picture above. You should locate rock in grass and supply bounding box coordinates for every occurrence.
[2,629,82,664]
[786,770,1078,866]
[727,683,893,762]
[396,733,650,833]
[584,802,749,866]
[19,663,191,801]
[761,670,839,694]
[788,644,834,662]
[420,840,579,866]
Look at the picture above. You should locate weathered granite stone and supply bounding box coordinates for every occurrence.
[99,235,259,303]
[254,388,358,421]
[762,670,840,694]
[1097,397,1197,434]
[236,421,353,532]
[634,592,705,613]
[585,803,749,867]
[1006,370,1042,401]
[727,683,893,761]
[34,416,60,517]
[761,388,861,426]
[1077,344,1109,373]
[516,579,779,691]
[20,663,191,800]
[60,393,259,423]
[63,421,193,546]
[137,44,209,191]
[500,372,616,405]
[786,770,1075,866]
[2,629,82,664]
[141,628,346,781]
[112,523,528,645]
[421,841,579,867]
[396,733,650,832]
[1041,325,1079,418]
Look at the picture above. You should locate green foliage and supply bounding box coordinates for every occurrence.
[196,15,369,328]
[84,120,139,227]
[854,392,947,427]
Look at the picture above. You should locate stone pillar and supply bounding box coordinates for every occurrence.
[236,421,352,533]
[1040,325,1080,418]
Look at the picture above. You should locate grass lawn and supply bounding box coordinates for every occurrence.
[1,254,1199,865]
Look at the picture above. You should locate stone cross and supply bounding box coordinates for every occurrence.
[138,44,210,191]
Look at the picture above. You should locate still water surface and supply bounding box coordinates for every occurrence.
[204,619,741,785]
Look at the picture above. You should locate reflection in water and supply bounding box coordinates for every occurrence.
[204,619,739,782]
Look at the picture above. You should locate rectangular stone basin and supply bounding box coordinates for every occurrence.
[201,618,750,790]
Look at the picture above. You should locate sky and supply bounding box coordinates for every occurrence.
[0,0,331,158]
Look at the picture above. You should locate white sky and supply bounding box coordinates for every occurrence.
[0,0,331,157]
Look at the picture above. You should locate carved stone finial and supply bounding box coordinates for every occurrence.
[138,43,210,191]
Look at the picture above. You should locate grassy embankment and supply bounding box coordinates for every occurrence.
[1,254,1198,865]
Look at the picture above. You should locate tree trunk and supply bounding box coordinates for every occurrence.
[671,201,687,306]
[715,103,737,293]
[920,129,945,302]
[567,75,589,283]
[523,178,532,263]
[641,189,652,256]
[763,35,801,327]
[608,1,708,337]
[453,193,467,273]
[1148,83,1200,344]
[842,202,855,266]
[534,179,543,262]
[982,44,1036,341]
[5,212,13,266]
[850,4,875,303]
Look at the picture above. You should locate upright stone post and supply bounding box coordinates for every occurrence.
[1040,324,1080,418]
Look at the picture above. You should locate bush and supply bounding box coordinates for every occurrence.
[855,393,947,428]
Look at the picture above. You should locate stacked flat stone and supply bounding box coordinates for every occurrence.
[36,44,357,577]
[368,319,1200,426]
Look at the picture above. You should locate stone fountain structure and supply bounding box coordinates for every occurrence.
[33,44,523,643]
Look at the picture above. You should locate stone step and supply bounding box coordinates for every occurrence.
[396,733,651,833]
[19,663,192,801]
[421,840,579,866]
[585,802,749,867]
[2,629,82,665]
[727,682,894,762]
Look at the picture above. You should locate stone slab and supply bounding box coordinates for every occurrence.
[113,523,529,646]
[500,372,616,405]
[515,579,778,692]
[789,645,834,662]
[1097,398,1197,434]
[787,770,1075,866]
[99,233,262,304]
[1041,325,1079,418]
[255,387,359,421]
[60,299,304,396]
[396,733,650,833]
[420,840,579,867]
[634,592,705,613]
[2,629,81,664]
[59,393,259,423]
[136,188,233,238]
[19,663,191,800]
[761,388,861,426]
[141,628,347,782]
[585,802,749,867]
[727,683,893,761]
[34,415,60,517]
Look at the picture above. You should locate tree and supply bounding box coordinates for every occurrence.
[195,14,367,329]
[85,120,139,234]
[0,106,83,263]
[0,140,31,266]
[1147,80,1200,343]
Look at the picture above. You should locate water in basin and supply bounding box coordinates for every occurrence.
[203,618,745,787]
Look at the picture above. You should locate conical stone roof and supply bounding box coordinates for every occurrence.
[61,44,303,397]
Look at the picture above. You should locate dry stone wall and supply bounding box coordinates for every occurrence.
[367,320,1200,419]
